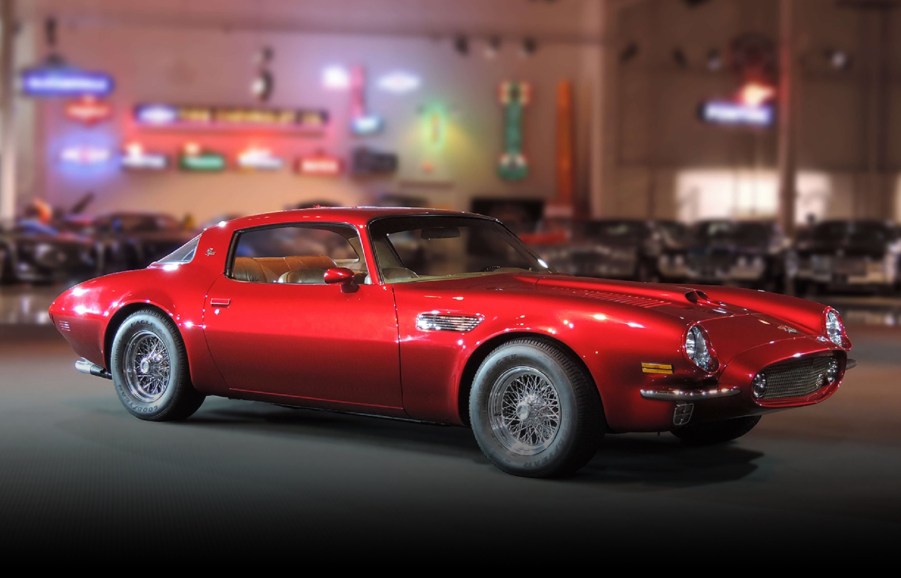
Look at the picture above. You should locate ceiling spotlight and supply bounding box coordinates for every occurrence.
[824,48,851,70]
[454,35,469,56]
[520,37,538,58]
[706,48,723,71]
[619,42,639,64]
[484,36,502,59]
[672,48,687,68]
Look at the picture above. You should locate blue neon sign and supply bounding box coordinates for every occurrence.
[699,101,774,127]
[20,68,115,97]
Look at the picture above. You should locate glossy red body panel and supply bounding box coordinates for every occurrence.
[49,208,851,431]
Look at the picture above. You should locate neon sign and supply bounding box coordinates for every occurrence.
[349,67,384,136]
[121,143,168,170]
[237,148,284,171]
[60,145,112,165]
[498,81,531,181]
[297,154,343,176]
[377,71,421,94]
[65,97,112,124]
[179,144,226,172]
[699,101,774,127]
[135,104,329,132]
[322,65,351,90]
[20,68,114,97]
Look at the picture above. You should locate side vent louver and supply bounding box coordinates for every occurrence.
[416,313,483,333]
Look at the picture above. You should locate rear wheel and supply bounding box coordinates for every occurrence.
[110,310,205,421]
[469,339,604,478]
[671,415,761,445]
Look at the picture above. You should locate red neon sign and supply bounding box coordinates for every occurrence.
[65,97,112,124]
[297,154,343,176]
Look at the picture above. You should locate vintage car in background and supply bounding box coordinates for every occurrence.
[790,220,901,294]
[89,212,195,273]
[51,208,853,478]
[522,218,688,282]
[0,220,98,284]
[658,220,788,291]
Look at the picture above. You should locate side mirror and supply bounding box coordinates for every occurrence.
[323,267,357,292]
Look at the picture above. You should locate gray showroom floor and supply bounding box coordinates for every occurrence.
[1,286,900,564]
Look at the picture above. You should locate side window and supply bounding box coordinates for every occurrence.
[228,224,366,285]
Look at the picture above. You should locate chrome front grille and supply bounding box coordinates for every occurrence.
[760,355,836,400]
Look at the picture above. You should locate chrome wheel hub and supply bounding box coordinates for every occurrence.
[124,330,170,403]
[488,367,562,456]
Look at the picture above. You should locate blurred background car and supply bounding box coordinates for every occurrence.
[659,220,788,291]
[790,220,901,295]
[89,212,195,273]
[0,219,98,284]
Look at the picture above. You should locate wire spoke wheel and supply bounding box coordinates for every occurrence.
[488,366,561,456]
[123,329,171,403]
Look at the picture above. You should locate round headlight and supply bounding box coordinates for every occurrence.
[825,309,846,347]
[685,325,717,372]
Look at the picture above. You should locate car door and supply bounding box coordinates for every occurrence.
[202,223,403,412]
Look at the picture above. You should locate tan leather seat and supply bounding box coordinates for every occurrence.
[233,257,270,283]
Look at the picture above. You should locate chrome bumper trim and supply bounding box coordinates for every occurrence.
[846,358,857,370]
[640,386,741,401]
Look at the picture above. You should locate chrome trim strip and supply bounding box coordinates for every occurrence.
[640,386,741,401]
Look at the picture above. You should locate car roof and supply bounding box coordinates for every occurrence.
[218,207,488,231]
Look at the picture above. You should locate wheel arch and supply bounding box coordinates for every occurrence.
[103,302,182,371]
[456,331,604,426]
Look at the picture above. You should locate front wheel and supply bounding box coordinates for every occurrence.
[110,310,205,421]
[469,339,604,478]
[671,415,761,445]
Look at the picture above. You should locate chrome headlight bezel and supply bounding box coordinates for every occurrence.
[684,324,718,373]
[824,307,850,349]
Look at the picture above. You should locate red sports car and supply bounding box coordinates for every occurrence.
[49,208,854,478]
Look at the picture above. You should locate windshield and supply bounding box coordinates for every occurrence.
[693,221,771,245]
[368,216,551,283]
[811,221,890,244]
[581,221,645,242]
[98,214,181,233]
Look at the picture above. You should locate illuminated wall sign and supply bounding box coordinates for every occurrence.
[65,97,112,124]
[297,154,343,177]
[699,101,774,127]
[60,145,112,165]
[20,68,114,97]
[135,104,329,132]
[322,65,351,90]
[377,71,421,94]
[121,143,168,171]
[179,145,226,172]
[237,148,284,171]
[498,81,531,181]
[349,67,384,136]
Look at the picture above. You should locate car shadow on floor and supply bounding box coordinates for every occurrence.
[188,402,762,487]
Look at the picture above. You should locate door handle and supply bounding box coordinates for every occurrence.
[210,298,231,308]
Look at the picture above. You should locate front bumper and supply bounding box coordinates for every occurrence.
[608,338,850,432]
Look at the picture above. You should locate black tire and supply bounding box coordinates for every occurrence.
[110,309,205,421]
[671,415,761,446]
[469,339,604,478]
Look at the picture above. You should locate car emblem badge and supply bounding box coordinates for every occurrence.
[205,248,215,257]
[778,324,799,334]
